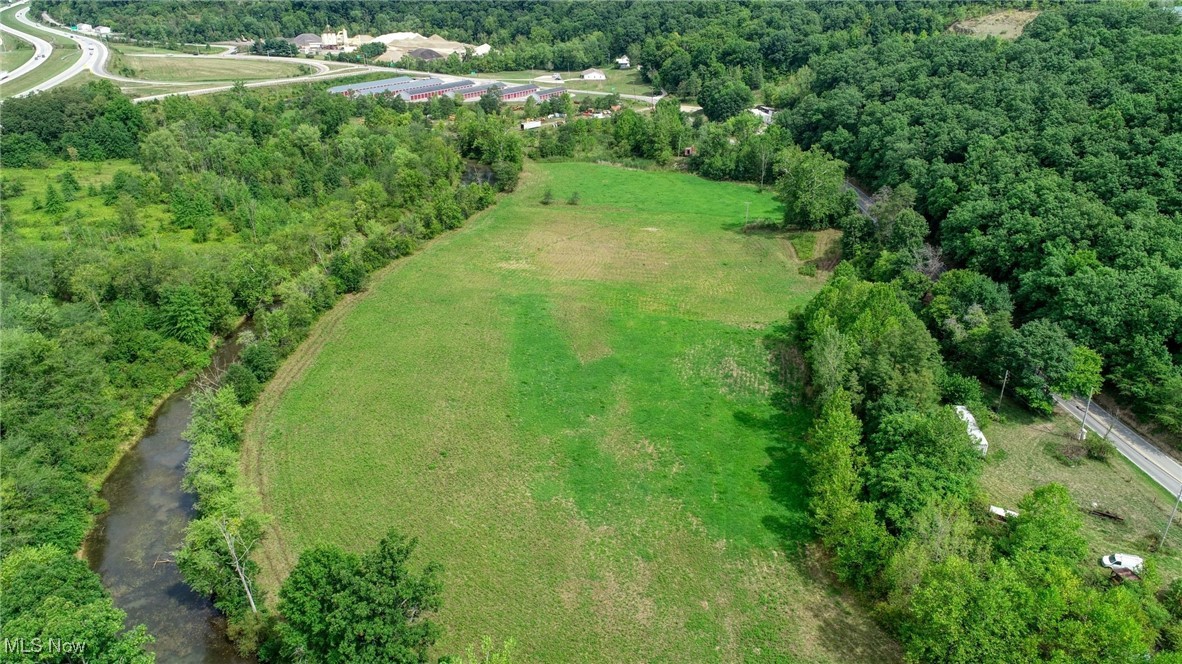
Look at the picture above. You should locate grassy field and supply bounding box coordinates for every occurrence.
[110,42,222,56]
[0,3,80,98]
[950,9,1040,40]
[980,400,1182,578]
[118,54,313,82]
[1,29,34,72]
[244,162,895,661]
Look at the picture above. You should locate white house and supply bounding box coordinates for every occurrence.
[581,68,606,81]
[75,23,93,33]
[95,25,111,35]
[954,406,989,456]
[615,55,630,69]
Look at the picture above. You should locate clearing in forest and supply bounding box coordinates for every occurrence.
[981,400,1182,579]
[244,162,897,662]
[950,9,1040,40]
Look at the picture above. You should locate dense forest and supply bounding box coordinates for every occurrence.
[1,79,517,659]
[780,267,1182,662]
[781,4,1182,435]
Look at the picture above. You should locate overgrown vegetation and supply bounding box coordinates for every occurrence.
[1,80,505,658]
[782,267,1180,662]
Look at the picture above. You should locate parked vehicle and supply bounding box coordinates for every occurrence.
[1099,553,1144,573]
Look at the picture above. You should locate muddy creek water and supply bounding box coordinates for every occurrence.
[84,329,252,663]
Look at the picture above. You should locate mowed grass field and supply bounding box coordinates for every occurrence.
[119,54,311,82]
[245,162,897,662]
[980,401,1182,578]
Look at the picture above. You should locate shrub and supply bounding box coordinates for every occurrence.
[541,188,554,205]
[223,362,261,405]
[566,191,581,205]
[1083,432,1115,462]
[240,340,280,382]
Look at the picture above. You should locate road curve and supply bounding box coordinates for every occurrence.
[0,3,52,87]
[1054,394,1182,497]
[8,5,94,97]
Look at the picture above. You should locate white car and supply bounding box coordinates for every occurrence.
[1100,553,1144,573]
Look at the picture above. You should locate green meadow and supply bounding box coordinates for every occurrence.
[245,162,896,662]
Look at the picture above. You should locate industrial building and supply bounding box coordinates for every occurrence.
[326,76,419,97]
[400,79,475,101]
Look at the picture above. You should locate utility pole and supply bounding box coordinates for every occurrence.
[1077,392,1094,441]
[1162,483,1182,550]
[744,201,750,227]
[995,369,1009,414]
[1103,418,1116,442]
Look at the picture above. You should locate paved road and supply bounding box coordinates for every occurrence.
[8,5,97,97]
[1054,394,1182,497]
[6,10,669,106]
[0,2,52,86]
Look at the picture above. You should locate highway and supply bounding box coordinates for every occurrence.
[1054,395,1182,497]
[0,2,52,87]
[7,4,99,97]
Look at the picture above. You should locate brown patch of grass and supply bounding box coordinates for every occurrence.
[950,10,1041,40]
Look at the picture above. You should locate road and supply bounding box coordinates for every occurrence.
[841,177,1180,498]
[0,2,52,86]
[6,8,668,106]
[7,4,99,97]
[1054,394,1182,497]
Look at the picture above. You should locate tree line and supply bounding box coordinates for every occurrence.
[778,4,1182,437]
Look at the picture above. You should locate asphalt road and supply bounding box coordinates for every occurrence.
[0,2,52,86]
[1054,394,1182,497]
[7,5,100,97]
[839,178,1181,499]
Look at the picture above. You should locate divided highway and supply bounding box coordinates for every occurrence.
[13,6,106,95]
[0,2,52,87]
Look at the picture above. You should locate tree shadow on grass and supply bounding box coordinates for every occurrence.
[733,390,814,553]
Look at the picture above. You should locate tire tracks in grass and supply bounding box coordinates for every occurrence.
[240,198,507,597]
[241,254,423,598]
